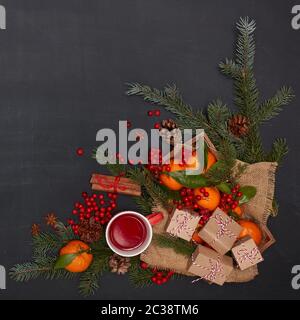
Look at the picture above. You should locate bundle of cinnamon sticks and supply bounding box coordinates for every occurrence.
[90,174,141,196]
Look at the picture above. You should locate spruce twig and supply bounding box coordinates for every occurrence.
[153,234,196,256]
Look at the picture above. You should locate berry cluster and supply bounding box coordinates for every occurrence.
[173,188,210,213]
[219,184,243,211]
[140,262,174,285]
[146,148,171,180]
[67,192,118,233]
[147,110,161,117]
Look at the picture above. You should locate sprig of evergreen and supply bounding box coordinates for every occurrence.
[128,257,154,288]
[10,221,78,283]
[78,240,111,296]
[153,234,196,256]
[257,87,294,123]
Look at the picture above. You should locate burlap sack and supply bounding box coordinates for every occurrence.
[141,160,277,283]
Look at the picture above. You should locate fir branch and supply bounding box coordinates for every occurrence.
[54,222,78,242]
[257,86,294,123]
[207,100,231,139]
[205,139,236,184]
[79,239,111,296]
[153,234,195,256]
[127,83,209,131]
[32,232,62,258]
[128,257,153,288]
[219,58,240,79]
[242,128,265,163]
[266,138,288,164]
[10,259,75,282]
[133,193,153,215]
[127,167,171,208]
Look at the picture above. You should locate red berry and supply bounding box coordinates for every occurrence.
[108,193,113,198]
[74,230,79,235]
[112,194,117,199]
[100,213,105,218]
[156,272,163,278]
[151,276,157,283]
[162,277,168,283]
[180,190,186,197]
[237,192,242,197]
[140,262,148,270]
[100,200,105,205]
[75,202,80,208]
[72,209,78,215]
[148,110,153,117]
[99,194,104,199]
[82,192,88,198]
[107,206,112,211]
[111,203,116,209]
[186,189,193,195]
[193,204,199,210]
[204,192,209,197]
[227,198,233,204]
[200,188,205,193]
[76,148,84,156]
[95,217,100,222]
[127,121,132,128]
[154,123,160,129]
[155,110,161,116]
[235,184,240,190]
[231,203,237,209]
[100,220,105,225]
[156,279,162,285]
[231,188,237,194]
[177,205,183,210]
[196,195,202,201]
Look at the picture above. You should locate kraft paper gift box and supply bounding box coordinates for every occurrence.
[187,245,233,286]
[231,236,264,270]
[198,208,242,255]
[165,208,200,241]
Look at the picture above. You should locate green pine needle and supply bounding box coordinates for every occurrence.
[153,234,196,257]
[257,86,295,123]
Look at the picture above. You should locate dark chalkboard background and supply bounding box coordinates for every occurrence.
[0,0,300,300]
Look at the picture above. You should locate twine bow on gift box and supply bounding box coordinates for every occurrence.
[236,245,260,265]
[191,254,224,284]
[213,213,236,240]
[169,212,196,237]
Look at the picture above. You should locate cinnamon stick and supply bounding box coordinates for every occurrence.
[90,174,141,196]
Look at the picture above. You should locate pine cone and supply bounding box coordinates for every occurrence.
[228,114,250,137]
[160,119,177,130]
[109,253,131,275]
[159,119,181,146]
[77,217,102,243]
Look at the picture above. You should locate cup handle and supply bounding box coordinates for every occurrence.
[146,212,164,226]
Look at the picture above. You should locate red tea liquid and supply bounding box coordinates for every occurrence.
[109,214,147,251]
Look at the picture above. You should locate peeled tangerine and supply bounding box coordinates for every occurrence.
[194,187,221,211]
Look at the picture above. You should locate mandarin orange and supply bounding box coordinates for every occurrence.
[60,240,93,273]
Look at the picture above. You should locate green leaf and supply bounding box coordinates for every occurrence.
[54,253,78,270]
[216,182,231,194]
[239,186,257,204]
[166,171,208,188]
[159,185,181,200]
